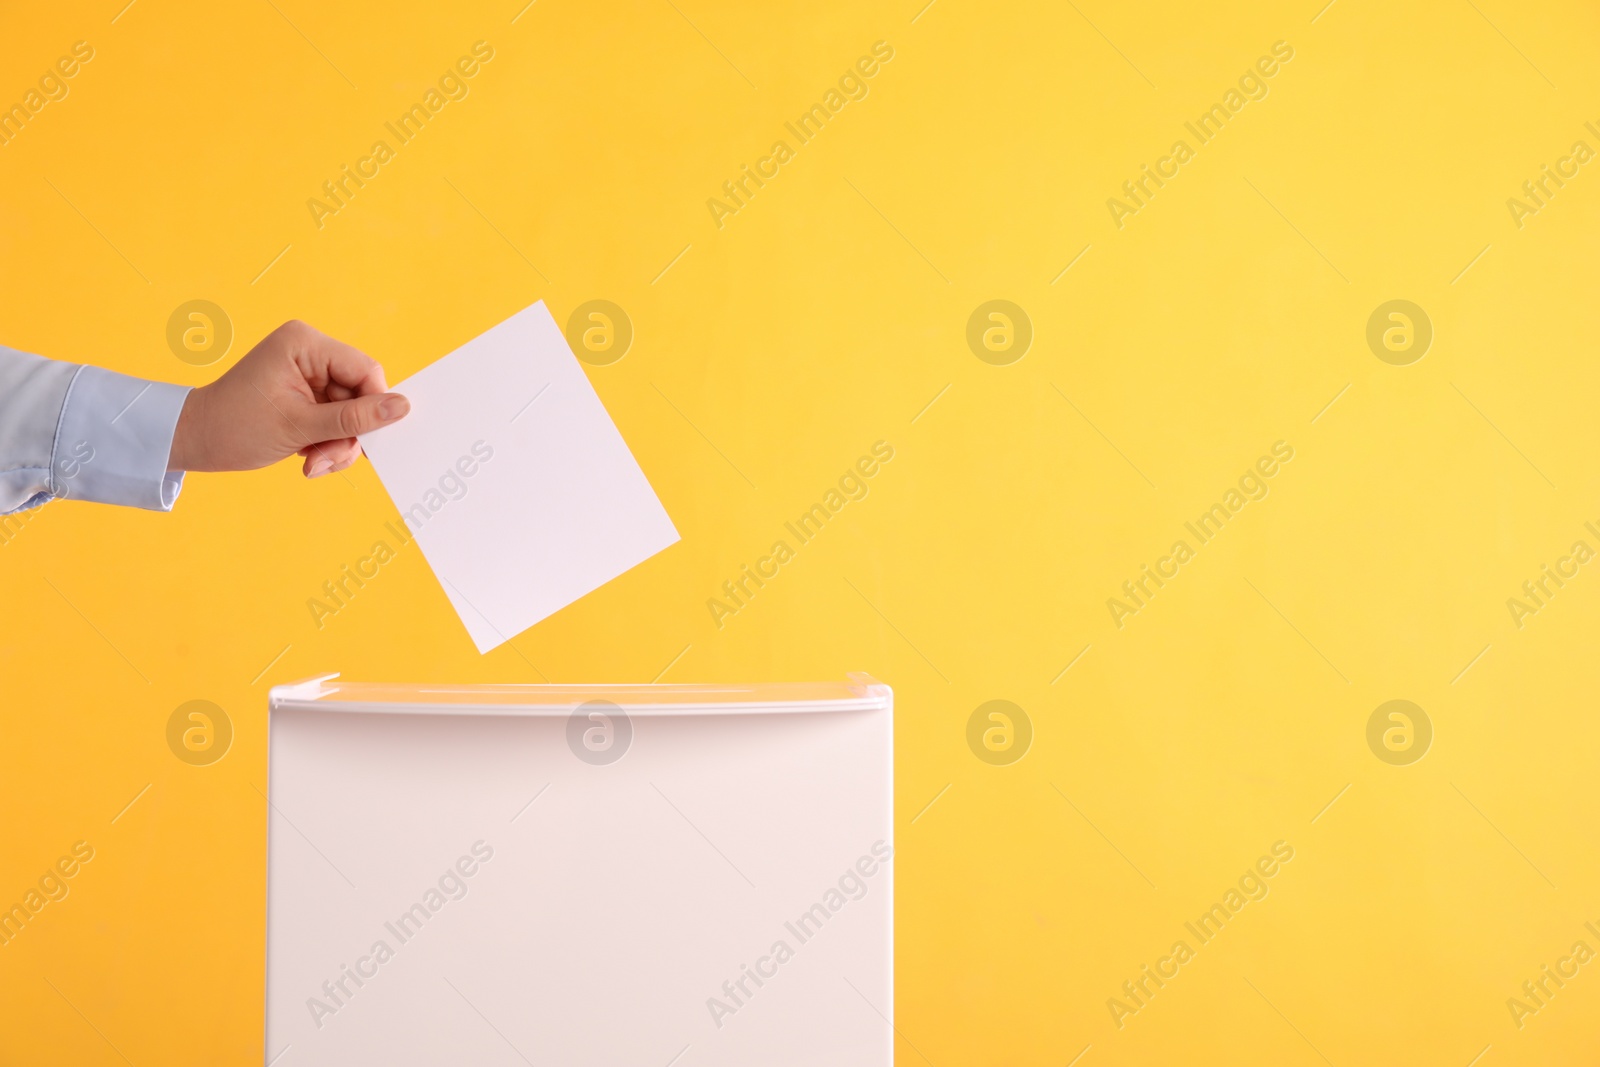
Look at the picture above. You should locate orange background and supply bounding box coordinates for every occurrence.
[3,1,1600,1063]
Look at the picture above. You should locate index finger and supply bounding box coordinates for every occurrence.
[293,327,389,397]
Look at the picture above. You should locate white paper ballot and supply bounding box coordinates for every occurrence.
[359,301,678,652]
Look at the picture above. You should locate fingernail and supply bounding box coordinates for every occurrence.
[308,455,333,478]
[379,394,410,421]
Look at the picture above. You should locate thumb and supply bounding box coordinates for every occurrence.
[302,391,411,443]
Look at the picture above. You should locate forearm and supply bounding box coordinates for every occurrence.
[0,345,190,514]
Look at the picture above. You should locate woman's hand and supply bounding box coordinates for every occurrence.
[167,320,410,477]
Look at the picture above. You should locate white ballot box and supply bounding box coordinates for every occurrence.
[264,675,894,1067]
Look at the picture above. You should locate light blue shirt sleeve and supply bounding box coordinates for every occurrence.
[0,345,191,514]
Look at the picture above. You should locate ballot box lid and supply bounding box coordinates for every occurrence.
[268,672,892,716]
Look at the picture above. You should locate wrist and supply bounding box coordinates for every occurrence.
[167,385,206,472]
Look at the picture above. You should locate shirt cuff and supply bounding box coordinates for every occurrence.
[54,366,191,511]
